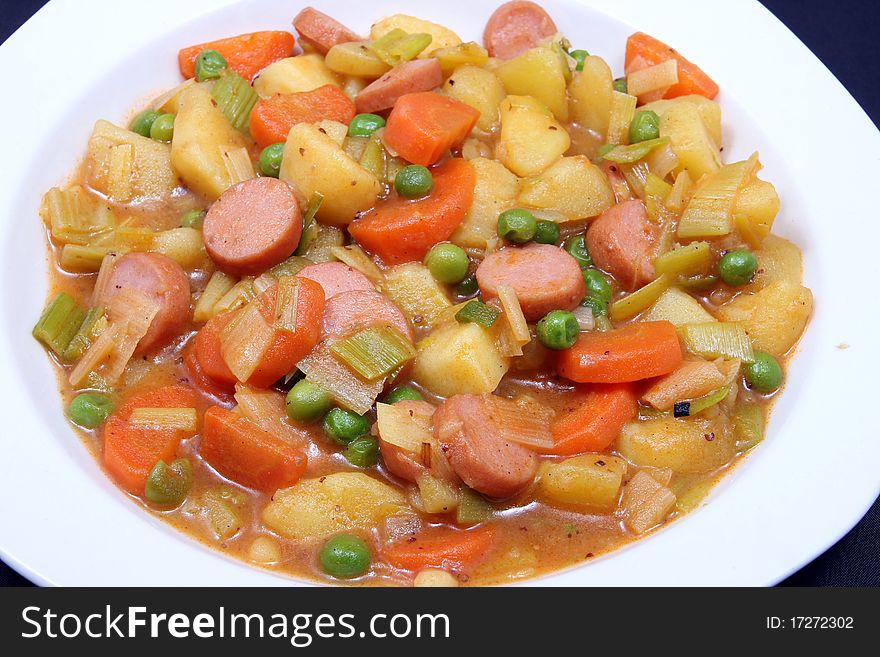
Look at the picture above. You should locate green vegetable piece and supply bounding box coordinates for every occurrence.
[456,488,494,525]
[580,295,607,317]
[259,143,285,177]
[67,392,115,429]
[149,113,175,142]
[629,110,661,144]
[211,70,258,131]
[497,208,537,243]
[455,299,500,328]
[145,459,193,506]
[323,408,370,445]
[718,250,758,286]
[129,109,161,138]
[424,243,469,284]
[384,386,424,404]
[582,268,612,302]
[344,435,380,467]
[33,292,86,358]
[395,165,433,198]
[569,49,589,71]
[744,351,783,393]
[456,274,479,298]
[348,113,386,137]
[563,234,592,268]
[319,534,371,579]
[62,306,106,363]
[286,379,332,422]
[533,220,560,245]
[180,209,205,228]
[536,310,579,350]
[613,77,628,94]
[194,49,228,82]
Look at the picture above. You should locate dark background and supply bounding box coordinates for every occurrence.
[0,0,877,587]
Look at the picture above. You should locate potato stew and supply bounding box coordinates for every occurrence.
[33,2,812,586]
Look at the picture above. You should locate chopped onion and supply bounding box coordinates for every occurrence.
[572,305,596,331]
[485,394,553,450]
[219,298,274,382]
[375,402,434,453]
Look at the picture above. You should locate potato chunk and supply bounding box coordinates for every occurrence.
[262,473,406,542]
[537,455,627,512]
[279,123,382,226]
[443,65,506,133]
[644,287,716,326]
[619,471,677,535]
[568,55,613,139]
[450,158,519,249]
[496,96,570,177]
[253,55,340,98]
[382,263,452,329]
[617,416,735,474]
[496,47,569,122]
[641,95,722,147]
[518,156,613,221]
[656,100,721,182]
[745,234,802,292]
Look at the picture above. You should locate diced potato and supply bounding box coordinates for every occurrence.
[247,536,282,564]
[413,569,459,587]
[619,471,677,535]
[433,42,489,75]
[413,322,510,396]
[416,473,460,514]
[370,14,462,58]
[262,472,407,542]
[325,41,391,79]
[616,416,736,474]
[170,84,254,200]
[644,287,716,325]
[341,76,368,101]
[279,123,382,226]
[496,47,569,122]
[149,78,196,114]
[735,178,780,246]
[85,120,178,203]
[450,158,519,249]
[152,227,206,269]
[253,55,340,98]
[717,281,812,357]
[746,234,802,292]
[568,55,613,139]
[496,95,570,177]
[518,156,614,221]
[382,262,452,329]
[641,95,722,147]
[443,65,505,133]
[315,119,348,146]
[657,100,721,182]
[537,455,627,512]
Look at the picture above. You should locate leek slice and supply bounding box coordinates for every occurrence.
[603,137,669,164]
[680,321,755,362]
[610,274,670,321]
[63,306,107,363]
[677,153,759,239]
[130,407,198,431]
[654,242,712,277]
[61,244,114,272]
[359,136,386,179]
[382,263,451,329]
[273,275,300,333]
[735,403,764,451]
[193,271,237,323]
[673,385,731,418]
[269,256,313,278]
[330,326,416,381]
[298,342,384,415]
[495,284,531,356]
[234,383,310,446]
[33,293,86,359]
[211,71,258,132]
[219,298,274,382]
[627,59,678,98]
[330,244,384,284]
[607,90,638,145]
[369,29,433,66]
[455,299,500,328]
[41,186,116,245]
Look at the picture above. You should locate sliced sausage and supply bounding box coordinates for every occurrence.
[483,1,558,60]
[377,400,456,483]
[586,199,658,291]
[355,59,443,114]
[433,394,538,498]
[100,252,190,355]
[203,177,302,276]
[320,289,413,342]
[293,7,361,55]
[297,261,374,300]
[476,243,585,321]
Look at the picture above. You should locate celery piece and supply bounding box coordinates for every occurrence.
[654,242,712,277]
[33,293,86,359]
[369,29,432,66]
[63,306,107,363]
[60,244,114,272]
[603,137,669,164]
[359,137,385,179]
[455,299,500,328]
[610,274,670,322]
[299,223,344,263]
[330,326,416,381]
[456,487,494,525]
[211,71,258,132]
[735,403,765,451]
[680,322,755,362]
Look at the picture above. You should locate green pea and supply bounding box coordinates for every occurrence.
[348,113,386,138]
[395,165,433,198]
[718,250,758,286]
[286,379,331,422]
[456,274,479,298]
[194,49,228,82]
[323,408,370,445]
[629,110,661,144]
[384,386,424,404]
[145,459,193,506]
[563,234,592,268]
[744,351,783,393]
[582,268,612,302]
[497,208,537,243]
[259,143,285,178]
[613,77,628,94]
[67,393,115,429]
[129,110,161,138]
[149,113,175,142]
[536,310,579,350]
[319,534,371,579]
[580,295,607,317]
[424,243,469,284]
[180,209,205,228]
[569,49,589,72]
[344,436,380,468]
[533,220,560,245]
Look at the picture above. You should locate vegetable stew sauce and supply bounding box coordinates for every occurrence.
[35,2,810,586]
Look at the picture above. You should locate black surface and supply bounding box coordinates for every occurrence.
[1,0,877,588]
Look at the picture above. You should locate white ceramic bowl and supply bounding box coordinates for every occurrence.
[1,0,878,586]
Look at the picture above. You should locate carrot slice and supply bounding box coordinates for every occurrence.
[546,384,638,455]
[625,32,719,100]
[200,406,307,492]
[103,385,199,496]
[249,85,356,149]
[557,321,683,383]
[383,525,496,571]
[383,92,480,166]
[178,31,295,82]
[193,310,238,389]
[184,346,235,402]
[349,158,476,265]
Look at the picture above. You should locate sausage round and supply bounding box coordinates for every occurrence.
[355,59,443,114]
[475,243,585,321]
[293,7,361,55]
[100,252,191,355]
[483,1,558,60]
[297,261,374,300]
[433,394,538,498]
[320,289,413,342]
[586,199,658,291]
[202,177,302,276]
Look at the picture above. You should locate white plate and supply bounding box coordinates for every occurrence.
[1,0,877,587]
